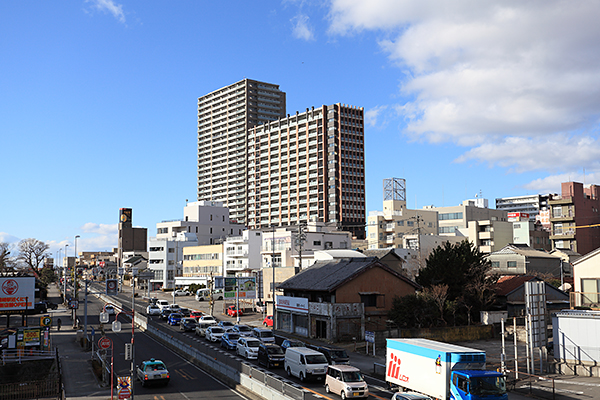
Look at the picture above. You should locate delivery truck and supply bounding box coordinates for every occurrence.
[386,338,507,400]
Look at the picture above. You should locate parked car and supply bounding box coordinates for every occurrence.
[179,317,197,332]
[205,326,226,342]
[220,332,240,350]
[258,343,285,369]
[167,312,183,326]
[284,347,328,382]
[307,344,350,365]
[174,289,190,296]
[233,324,253,336]
[41,300,58,310]
[391,393,432,400]
[160,309,172,320]
[148,297,159,305]
[136,358,170,387]
[227,305,243,317]
[218,321,235,332]
[263,315,273,327]
[190,310,204,320]
[236,337,261,360]
[146,304,161,316]
[169,304,182,313]
[156,300,170,310]
[214,289,224,300]
[252,327,275,343]
[195,322,215,337]
[281,339,306,352]
[325,365,368,399]
[179,308,191,317]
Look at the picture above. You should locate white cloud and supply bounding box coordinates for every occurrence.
[365,105,388,128]
[0,232,20,244]
[86,0,126,24]
[291,14,315,41]
[327,0,600,178]
[81,222,118,235]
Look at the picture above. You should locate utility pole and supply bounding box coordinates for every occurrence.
[294,222,307,273]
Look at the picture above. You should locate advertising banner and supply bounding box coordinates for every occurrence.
[224,277,256,299]
[0,277,35,312]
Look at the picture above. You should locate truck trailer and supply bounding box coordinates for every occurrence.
[386,338,507,400]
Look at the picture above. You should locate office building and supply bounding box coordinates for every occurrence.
[424,199,508,236]
[198,79,366,239]
[495,194,553,223]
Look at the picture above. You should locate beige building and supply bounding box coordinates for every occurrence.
[182,244,223,279]
[424,198,508,236]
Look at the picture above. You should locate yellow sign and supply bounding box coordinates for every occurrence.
[40,316,52,327]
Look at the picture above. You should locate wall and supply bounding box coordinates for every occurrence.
[334,266,416,306]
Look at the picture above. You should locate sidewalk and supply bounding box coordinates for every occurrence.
[47,284,112,400]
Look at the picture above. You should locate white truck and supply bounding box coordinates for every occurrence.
[386,338,507,400]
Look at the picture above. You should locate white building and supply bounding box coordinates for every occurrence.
[223,230,264,276]
[148,232,198,290]
[156,201,244,245]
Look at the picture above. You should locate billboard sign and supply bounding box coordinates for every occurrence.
[224,277,256,300]
[0,277,35,312]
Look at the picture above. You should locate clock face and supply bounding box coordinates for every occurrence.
[121,214,128,222]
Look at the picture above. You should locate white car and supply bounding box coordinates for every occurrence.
[104,305,116,315]
[174,290,190,296]
[236,337,261,360]
[205,326,226,342]
[156,300,170,310]
[169,304,182,313]
[199,315,216,323]
[146,304,161,316]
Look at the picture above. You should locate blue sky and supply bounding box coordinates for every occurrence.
[2,1,600,257]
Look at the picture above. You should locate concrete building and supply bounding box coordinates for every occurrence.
[424,198,508,236]
[156,201,244,245]
[368,178,438,249]
[487,244,562,276]
[197,79,286,224]
[571,247,600,308]
[548,181,600,255]
[495,194,553,223]
[182,244,224,283]
[198,79,366,239]
[468,220,514,253]
[147,232,198,290]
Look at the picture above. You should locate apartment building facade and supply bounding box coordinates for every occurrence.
[197,79,366,239]
[495,194,553,223]
[549,181,600,255]
[424,198,508,236]
[197,79,287,224]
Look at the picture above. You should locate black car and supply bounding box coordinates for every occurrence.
[179,317,197,332]
[307,344,349,365]
[281,339,306,352]
[160,309,172,320]
[41,300,58,310]
[180,308,191,317]
[257,343,285,369]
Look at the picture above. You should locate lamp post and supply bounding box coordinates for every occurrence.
[57,248,63,300]
[272,226,276,330]
[64,244,69,306]
[73,235,80,329]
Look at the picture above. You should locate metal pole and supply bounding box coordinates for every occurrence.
[501,318,506,374]
[84,280,88,347]
[73,235,80,329]
[514,317,519,379]
[272,226,276,330]
[64,244,69,306]
[131,275,135,400]
[236,276,240,324]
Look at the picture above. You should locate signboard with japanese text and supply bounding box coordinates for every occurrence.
[276,295,308,313]
[224,277,256,299]
[0,277,35,312]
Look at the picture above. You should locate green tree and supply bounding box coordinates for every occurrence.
[17,238,50,271]
[388,293,438,329]
[416,239,497,323]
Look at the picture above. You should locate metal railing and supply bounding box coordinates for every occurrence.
[569,291,600,310]
[1,349,56,364]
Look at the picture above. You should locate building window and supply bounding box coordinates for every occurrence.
[168,248,174,253]
[507,261,517,268]
[439,212,463,220]
[167,270,174,280]
[313,241,321,246]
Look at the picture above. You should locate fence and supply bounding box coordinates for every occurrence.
[0,348,61,400]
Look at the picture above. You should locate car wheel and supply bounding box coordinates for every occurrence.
[325,384,330,394]
[341,392,346,400]
[287,367,292,377]
[299,372,305,382]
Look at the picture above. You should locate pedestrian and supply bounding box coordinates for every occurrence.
[57,318,62,331]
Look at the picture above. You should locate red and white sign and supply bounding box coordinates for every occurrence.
[118,387,130,399]
[0,277,35,311]
[508,212,530,221]
[98,336,112,350]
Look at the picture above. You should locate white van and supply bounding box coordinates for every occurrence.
[195,289,210,301]
[325,365,369,399]
[284,347,329,382]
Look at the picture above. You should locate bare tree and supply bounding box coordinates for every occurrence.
[17,238,50,272]
[0,242,16,273]
[423,284,449,325]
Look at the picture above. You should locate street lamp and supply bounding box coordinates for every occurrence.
[64,244,69,306]
[73,235,80,329]
[57,248,63,299]
[272,226,277,330]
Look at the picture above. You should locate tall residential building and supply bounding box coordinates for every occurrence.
[549,181,600,255]
[197,79,286,224]
[198,79,366,239]
[495,194,553,224]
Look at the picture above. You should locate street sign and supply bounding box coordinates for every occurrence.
[40,316,52,327]
[124,343,132,360]
[106,279,118,296]
[118,376,131,399]
[365,331,375,343]
[118,387,130,399]
[98,336,112,350]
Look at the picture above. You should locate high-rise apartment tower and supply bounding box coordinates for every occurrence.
[197,79,366,239]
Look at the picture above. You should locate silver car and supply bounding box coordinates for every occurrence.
[205,326,226,342]
[236,337,261,360]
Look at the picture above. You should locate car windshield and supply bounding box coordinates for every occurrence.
[267,346,284,354]
[288,341,304,347]
[331,349,348,359]
[211,327,224,333]
[342,371,364,382]
[305,354,328,364]
[237,325,251,332]
[247,340,261,347]
[170,304,179,308]
[221,321,234,326]
[227,333,240,340]
[260,331,274,338]
[145,362,166,371]
[183,318,196,324]
[170,313,182,318]
[149,305,158,309]
[469,376,507,396]
[203,316,215,321]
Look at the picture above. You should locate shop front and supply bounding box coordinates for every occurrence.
[275,295,309,336]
